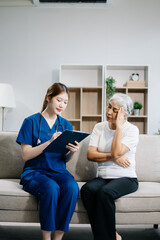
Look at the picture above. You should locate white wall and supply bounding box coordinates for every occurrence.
[0,0,160,134]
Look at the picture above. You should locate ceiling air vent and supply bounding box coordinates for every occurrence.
[39,0,106,2]
[33,0,112,7]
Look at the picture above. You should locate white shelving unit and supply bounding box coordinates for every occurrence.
[60,65,104,133]
[59,64,148,134]
[105,65,149,134]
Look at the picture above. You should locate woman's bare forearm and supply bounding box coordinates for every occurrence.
[111,127,129,158]
[111,127,123,158]
[87,149,113,162]
[21,141,50,161]
[21,132,62,162]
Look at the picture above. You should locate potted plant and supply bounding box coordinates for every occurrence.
[133,101,142,115]
[105,76,116,100]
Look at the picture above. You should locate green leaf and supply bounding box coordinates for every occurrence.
[133,101,142,109]
[105,76,116,100]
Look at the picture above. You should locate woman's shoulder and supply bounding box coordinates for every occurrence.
[22,113,40,126]
[25,113,40,121]
[58,115,73,129]
[93,121,108,131]
[124,121,139,133]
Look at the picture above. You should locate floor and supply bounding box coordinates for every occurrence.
[0,223,160,240]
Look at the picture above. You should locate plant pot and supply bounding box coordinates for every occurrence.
[134,109,140,116]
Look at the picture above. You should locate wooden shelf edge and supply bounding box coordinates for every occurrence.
[128,115,148,118]
[82,115,102,117]
[68,119,81,121]
[68,86,102,88]
[116,87,148,90]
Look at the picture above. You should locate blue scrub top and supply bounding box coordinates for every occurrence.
[16,113,73,180]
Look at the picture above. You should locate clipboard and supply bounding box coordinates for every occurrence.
[43,130,90,154]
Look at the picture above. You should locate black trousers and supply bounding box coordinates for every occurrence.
[81,177,138,240]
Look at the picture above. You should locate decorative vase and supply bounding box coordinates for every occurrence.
[134,109,140,116]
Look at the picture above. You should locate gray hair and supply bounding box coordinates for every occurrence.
[109,93,133,116]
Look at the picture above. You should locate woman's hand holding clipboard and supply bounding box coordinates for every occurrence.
[43,130,90,154]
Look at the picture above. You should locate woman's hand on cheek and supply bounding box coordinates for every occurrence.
[66,141,79,152]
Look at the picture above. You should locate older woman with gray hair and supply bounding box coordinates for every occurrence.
[81,93,139,240]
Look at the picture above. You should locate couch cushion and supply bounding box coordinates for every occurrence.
[0,179,38,211]
[116,182,160,212]
[67,134,160,182]
[0,132,24,179]
[66,136,97,182]
[136,135,160,182]
[76,182,160,213]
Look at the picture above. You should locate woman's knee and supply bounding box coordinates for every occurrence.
[81,181,98,203]
[81,183,90,198]
[97,186,115,203]
[63,178,79,197]
[42,179,60,197]
[81,180,99,196]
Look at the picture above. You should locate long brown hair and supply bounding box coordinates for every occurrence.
[41,82,69,113]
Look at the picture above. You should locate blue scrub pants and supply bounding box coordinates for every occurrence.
[81,177,138,240]
[22,171,79,232]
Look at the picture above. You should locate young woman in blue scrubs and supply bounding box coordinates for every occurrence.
[16,83,80,240]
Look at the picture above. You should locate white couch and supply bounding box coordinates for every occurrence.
[0,132,160,228]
